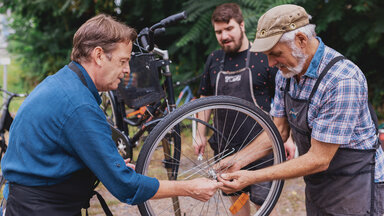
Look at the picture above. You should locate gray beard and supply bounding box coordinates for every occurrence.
[279,44,308,78]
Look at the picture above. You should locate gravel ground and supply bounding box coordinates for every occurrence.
[85,177,306,216]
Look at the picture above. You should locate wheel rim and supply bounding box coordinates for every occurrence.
[137,97,285,216]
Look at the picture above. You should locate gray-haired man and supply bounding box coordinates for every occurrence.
[217,4,384,215]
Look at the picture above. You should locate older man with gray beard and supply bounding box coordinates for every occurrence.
[216,4,384,215]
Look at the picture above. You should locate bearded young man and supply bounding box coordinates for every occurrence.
[194,3,281,215]
[217,4,384,215]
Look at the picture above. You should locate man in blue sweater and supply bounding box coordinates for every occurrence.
[1,14,221,216]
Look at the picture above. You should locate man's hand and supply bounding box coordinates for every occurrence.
[284,136,296,160]
[153,178,222,201]
[193,135,207,156]
[124,158,135,170]
[186,178,223,202]
[213,155,242,174]
[217,170,253,194]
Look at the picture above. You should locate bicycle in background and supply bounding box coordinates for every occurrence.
[0,88,28,185]
[100,11,194,160]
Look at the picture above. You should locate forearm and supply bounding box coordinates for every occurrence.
[196,95,211,140]
[230,117,290,168]
[233,131,273,168]
[197,109,211,136]
[152,179,222,201]
[247,138,339,183]
[196,95,211,135]
[151,180,190,199]
[249,151,325,182]
[274,117,290,142]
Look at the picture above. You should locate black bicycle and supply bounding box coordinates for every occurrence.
[101,12,286,216]
[100,11,192,160]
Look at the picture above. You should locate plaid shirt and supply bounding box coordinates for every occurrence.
[271,37,384,182]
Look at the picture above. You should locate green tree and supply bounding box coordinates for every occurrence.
[0,0,186,89]
[1,0,383,117]
[172,0,298,91]
[176,0,384,116]
[300,0,384,115]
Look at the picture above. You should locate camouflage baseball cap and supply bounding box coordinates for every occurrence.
[250,4,309,52]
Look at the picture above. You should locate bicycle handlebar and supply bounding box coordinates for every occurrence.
[151,11,187,31]
[0,88,28,98]
[154,27,166,36]
[138,11,187,52]
[139,28,152,51]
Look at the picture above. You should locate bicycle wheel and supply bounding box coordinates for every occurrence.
[100,91,132,158]
[0,135,6,190]
[136,95,285,216]
[100,91,118,126]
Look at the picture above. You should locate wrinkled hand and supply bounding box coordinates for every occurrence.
[124,158,136,170]
[284,138,296,160]
[187,178,223,202]
[217,170,253,194]
[193,135,207,156]
[213,155,242,174]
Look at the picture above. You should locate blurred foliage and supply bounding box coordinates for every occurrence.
[0,0,383,117]
[299,0,384,118]
[173,0,298,94]
[177,0,384,117]
[0,0,187,90]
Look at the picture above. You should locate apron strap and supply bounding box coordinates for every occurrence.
[308,56,345,100]
[66,62,114,215]
[219,44,252,71]
[285,56,345,102]
[245,49,251,68]
[68,61,88,87]
[85,190,113,216]
[219,52,225,71]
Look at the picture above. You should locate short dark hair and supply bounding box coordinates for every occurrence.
[71,14,137,63]
[211,3,243,25]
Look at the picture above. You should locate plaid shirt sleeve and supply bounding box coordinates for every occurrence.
[270,71,287,117]
[311,77,365,145]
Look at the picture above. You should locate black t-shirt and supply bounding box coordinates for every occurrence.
[198,49,278,112]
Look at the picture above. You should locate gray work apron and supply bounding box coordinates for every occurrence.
[209,49,273,205]
[284,56,376,215]
[210,49,263,154]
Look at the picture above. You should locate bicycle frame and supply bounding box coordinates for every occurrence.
[106,45,183,159]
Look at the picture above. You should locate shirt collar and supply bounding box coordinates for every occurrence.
[73,61,102,105]
[303,36,324,78]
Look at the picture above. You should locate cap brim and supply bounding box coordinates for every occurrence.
[250,34,283,52]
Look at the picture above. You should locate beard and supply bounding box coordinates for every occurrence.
[278,44,308,78]
[221,29,244,53]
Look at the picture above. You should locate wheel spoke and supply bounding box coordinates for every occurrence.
[136,96,285,216]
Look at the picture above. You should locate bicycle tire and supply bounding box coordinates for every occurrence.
[136,95,285,216]
[101,91,132,158]
[101,91,119,127]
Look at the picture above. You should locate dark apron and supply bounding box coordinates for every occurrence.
[210,50,273,202]
[209,49,264,153]
[6,62,112,216]
[6,169,99,216]
[285,56,376,215]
